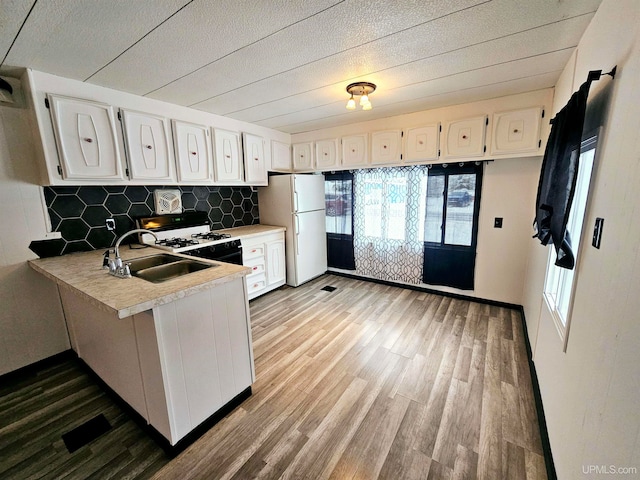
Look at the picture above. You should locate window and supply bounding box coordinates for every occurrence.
[422,163,483,290]
[544,132,598,349]
[353,166,427,284]
[361,171,412,241]
[324,172,355,270]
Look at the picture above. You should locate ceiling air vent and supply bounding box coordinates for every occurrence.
[154,189,182,214]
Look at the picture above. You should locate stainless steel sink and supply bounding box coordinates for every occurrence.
[129,256,216,283]
[127,254,186,273]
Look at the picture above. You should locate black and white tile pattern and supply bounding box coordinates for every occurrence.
[43,185,259,254]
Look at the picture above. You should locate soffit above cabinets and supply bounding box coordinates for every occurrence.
[1,0,602,134]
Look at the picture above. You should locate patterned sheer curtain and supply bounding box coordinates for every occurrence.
[353,166,428,284]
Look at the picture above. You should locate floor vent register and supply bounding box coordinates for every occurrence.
[62,414,112,453]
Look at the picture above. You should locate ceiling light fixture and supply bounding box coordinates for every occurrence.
[346,81,376,111]
[346,94,356,110]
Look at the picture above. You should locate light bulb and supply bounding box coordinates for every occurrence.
[346,95,356,110]
[360,93,369,106]
[362,100,372,111]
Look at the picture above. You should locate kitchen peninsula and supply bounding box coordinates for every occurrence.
[28,247,255,451]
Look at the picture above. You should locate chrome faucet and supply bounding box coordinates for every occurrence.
[104,228,158,278]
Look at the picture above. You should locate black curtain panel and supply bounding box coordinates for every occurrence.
[533,75,596,269]
[324,171,356,270]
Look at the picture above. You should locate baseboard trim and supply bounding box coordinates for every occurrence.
[0,349,75,385]
[518,306,557,480]
[327,270,522,310]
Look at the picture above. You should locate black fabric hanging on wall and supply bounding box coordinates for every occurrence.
[533,76,594,269]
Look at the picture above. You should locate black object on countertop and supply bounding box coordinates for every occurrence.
[28,239,66,258]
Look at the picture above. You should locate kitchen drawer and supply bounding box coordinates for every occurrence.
[243,244,265,260]
[246,273,267,296]
[246,257,266,277]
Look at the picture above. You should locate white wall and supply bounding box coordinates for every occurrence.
[0,101,69,375]
[521,1,640,477]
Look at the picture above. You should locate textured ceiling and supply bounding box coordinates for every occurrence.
[1,0,602,134]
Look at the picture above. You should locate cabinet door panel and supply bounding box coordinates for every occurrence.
[121,109,174,182]
[490,107,542,155]
[405,124,439,162]
[341,134,369,167]
[214,129,243,183]
[267,240,286,285]
[371,130,402,164]
[444,116,487,158]
[292,142,314,171]
[243,133,267,185]
[172,120,213,183]
[315,139,339,170]
[48,95,125,180]
[271,140,291,172]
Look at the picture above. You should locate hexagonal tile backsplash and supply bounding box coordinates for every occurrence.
[44,185,259,254]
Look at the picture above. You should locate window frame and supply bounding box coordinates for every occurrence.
[423,163,483,250]
[543,129,600,351]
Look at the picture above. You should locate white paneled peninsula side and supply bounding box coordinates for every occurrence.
[28,248,255,451]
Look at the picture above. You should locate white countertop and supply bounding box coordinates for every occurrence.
[28,246,251,319]
[218,224,285,239]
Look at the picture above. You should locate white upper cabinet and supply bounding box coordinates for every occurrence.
[271,140,291,172]
[213,128,243,184]
[172,120,213,183]
[315,138,340,171]
[292,142,314,172]
[405,124,439,163]
[341,134,369,168]
[490,107,543,156]
[243,133,267,185]
[443,116,487,159]
[371,130,402,165]
[47,95,125,181]
[120,109,175,183]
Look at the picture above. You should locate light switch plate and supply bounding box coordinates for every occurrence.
[494,217,503,228]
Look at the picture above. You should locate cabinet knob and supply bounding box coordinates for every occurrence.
[254,157,259,161]
[225,155,231,158]
[418,141,424,145]
[190,151,197,155]
[513,129,519,133]
[145,145,153,149]
[84,137,93,143]
[383,145,387,149]
[253,266,258,270]
[462,135,467,139]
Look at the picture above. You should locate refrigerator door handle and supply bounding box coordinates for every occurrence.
[293,190,299,213]
[295,215,300,255]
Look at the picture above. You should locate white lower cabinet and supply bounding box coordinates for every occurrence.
[60,277,254,447]
[266,239,286,286]
[241,230,286,300]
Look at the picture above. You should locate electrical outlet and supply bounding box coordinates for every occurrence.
[106,218,115,231]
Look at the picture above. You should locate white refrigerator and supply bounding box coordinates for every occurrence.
[258,174,327,287]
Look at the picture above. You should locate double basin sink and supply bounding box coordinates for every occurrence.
[127,254,216,283]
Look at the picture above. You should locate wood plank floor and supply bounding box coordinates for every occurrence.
[0,274,547,479]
